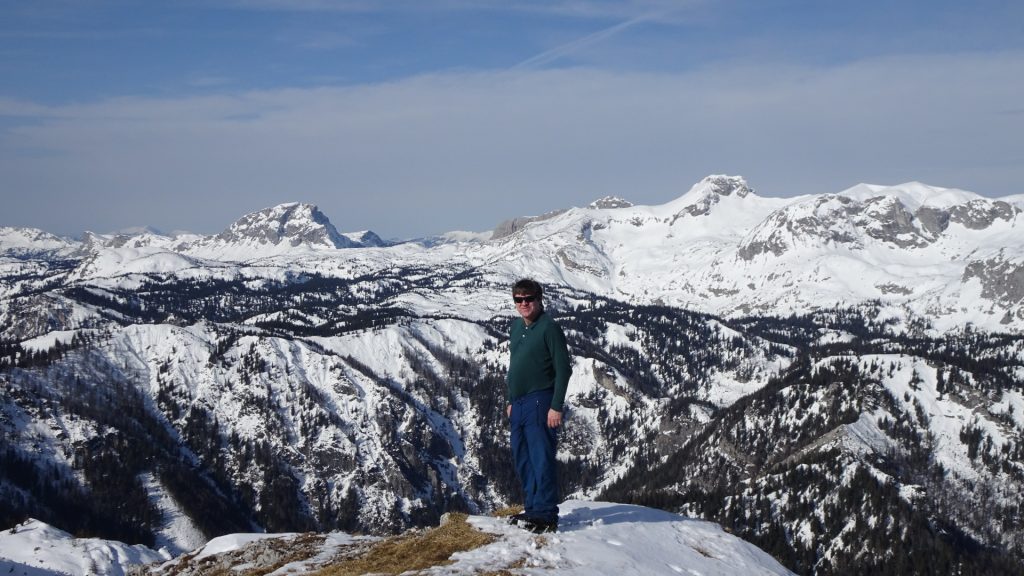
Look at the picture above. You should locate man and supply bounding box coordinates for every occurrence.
[506,278,572,534]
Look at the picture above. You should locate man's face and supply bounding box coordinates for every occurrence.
[513,292,541,321]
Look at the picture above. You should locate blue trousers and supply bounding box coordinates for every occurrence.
[510,388,559,522]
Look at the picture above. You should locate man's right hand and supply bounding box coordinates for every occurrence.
[507,404,512,418]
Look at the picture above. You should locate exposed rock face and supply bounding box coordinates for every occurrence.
[703,174,753,199]
[963,255,1024,306]
[737,193,1019,262]
[857,196,930,248]
[913,199,1017,238]
[737,227,790,259]
[915,205,951,237]
[737,196,862,260]
[589,196,634,209]
[949,200,1018,230]
[491,209,569,240]
[682,175,753,217]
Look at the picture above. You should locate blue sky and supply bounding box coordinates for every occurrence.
[2,0,1023,239]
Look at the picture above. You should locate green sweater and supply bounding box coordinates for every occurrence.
[507,312,572,411]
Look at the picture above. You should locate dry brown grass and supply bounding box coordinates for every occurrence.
[490,505,523,519]
[312,513,498,576]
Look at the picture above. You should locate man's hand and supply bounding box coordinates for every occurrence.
[507,404,512,418]
[547,409,562,428]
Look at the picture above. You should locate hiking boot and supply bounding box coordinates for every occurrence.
[519,517,558,534]
[507,512,528,526]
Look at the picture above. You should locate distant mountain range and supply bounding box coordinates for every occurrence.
[5,175,1022,331]
[1,176,1022,575]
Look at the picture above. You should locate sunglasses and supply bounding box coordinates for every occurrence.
[513,295,538,304]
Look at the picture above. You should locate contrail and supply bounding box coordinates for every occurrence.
[512,10,667,70]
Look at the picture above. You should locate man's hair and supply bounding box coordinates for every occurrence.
[512,278,543,297]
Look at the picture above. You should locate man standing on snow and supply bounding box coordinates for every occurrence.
[506,278,572,534]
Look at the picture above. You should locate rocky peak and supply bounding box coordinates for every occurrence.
[675,175,754,218]
[217,203,357,249]
[701,174,753,199]
[343,230,388,248]
[589,196,634,210]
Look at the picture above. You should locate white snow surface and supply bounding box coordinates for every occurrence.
[0,501,795,576]
[459,500,794,576]
[836,181,981,210]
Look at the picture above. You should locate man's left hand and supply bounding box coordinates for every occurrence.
[547,409,563,429]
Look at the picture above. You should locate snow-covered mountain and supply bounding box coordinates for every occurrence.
[473,175,1024,332]
[0,227,79,258]
[1,175,1023,575]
